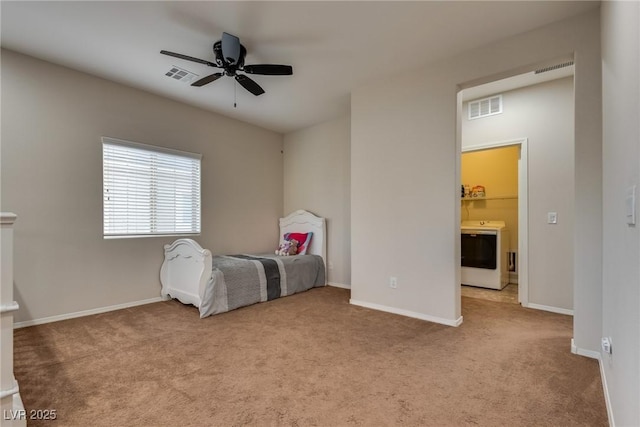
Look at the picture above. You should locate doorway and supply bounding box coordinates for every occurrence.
[456,61,575,315]
[460,140,528,306]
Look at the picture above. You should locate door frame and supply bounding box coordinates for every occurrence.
[461,138,529,306]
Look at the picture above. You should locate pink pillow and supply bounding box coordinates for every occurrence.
[284,232,313,255]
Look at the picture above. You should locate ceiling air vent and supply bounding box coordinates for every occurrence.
[165,66,199,84]
[534,61,574,74]
[468,95,502,120]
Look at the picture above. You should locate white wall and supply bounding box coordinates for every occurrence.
[283,116,351,287]
[601,1,640,425]
[351,7,601,346]
[0,49,284,323]
[462,77,575,311]
[351,69,463,324]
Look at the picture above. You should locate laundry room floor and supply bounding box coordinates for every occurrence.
[461,283,518,304]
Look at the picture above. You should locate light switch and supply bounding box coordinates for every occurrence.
[547,212,558,224]
[626,185,636,225]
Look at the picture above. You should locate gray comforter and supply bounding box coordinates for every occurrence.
[199,254,326,318]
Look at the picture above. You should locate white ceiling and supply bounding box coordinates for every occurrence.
[1,1,597,134]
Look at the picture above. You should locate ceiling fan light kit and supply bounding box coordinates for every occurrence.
[161,32,293,97]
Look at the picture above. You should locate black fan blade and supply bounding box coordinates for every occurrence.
[221,32,241,65]
[235,74,265,96]
[160,50,219,68]
[243,64,293,75]
[191,73,224,87]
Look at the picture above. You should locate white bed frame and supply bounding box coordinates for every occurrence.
[160,210,327,308]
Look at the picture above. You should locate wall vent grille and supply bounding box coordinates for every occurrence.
[468,95,502,120]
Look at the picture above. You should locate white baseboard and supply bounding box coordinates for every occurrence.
[571,339,614,426]
[525,302,574,316]
[599,354,615,427]
[13,297,163,328]
[570,338,600,359]
[349,298,463,327]
[327,282,351,289]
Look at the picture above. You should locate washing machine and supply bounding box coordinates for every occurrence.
[461,220,509,290]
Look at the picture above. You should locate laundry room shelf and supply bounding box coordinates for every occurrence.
[461,195,517,201]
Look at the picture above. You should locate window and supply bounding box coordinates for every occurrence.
[102,137,201,238]
[468,95,502,120]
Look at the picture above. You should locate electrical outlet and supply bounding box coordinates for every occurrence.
[328,261,334,270]
[601,337,612,354]
[389,277,398,289]
[547,212,558,224]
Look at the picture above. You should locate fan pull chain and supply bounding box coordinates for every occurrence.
[234,80,237,108]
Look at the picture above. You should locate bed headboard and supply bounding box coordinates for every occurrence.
[279,210,326,263]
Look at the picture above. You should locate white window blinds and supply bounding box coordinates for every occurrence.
[102,137,201,238]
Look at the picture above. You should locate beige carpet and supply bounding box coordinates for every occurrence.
[461,284,519,304]
[14,287,607,426]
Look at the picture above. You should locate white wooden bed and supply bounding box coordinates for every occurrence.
[160,210,326,317]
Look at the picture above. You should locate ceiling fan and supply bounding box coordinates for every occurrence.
[161,32,293,96]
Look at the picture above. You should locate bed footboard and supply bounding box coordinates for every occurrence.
[160,239,212,308]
